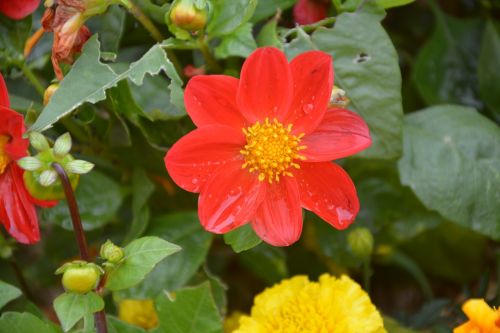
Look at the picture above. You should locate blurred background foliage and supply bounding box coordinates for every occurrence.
[0,0,499,332]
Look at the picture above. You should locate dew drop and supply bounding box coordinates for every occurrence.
[192,178,199,185]
[302,104,314,114]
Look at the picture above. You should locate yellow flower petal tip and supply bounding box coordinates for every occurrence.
[118,299,158,330]
[230,274,386,333]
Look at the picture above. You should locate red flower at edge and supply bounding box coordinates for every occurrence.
[0,0,40,20]
[0,74,54,244]
[293,0,329,26]
[164,48,371,246]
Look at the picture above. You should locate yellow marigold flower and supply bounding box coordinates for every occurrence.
[224,311,244,333]
[454,299,500,333]
[118,299,158,330]
[232,274,386,333]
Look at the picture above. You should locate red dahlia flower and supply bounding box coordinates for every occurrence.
[164,47,371,246]
[0,0,40,20]
[0,74,54,244]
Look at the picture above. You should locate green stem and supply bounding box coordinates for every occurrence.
[198,35,222,73]
[284,17,336,39]
[20,64,45,97]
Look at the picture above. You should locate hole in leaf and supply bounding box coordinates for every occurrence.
[353,52,371,64]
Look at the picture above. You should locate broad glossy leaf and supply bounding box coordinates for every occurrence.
[106,236,181,291]
[413,13,483,109]
[252,0,295,22]
[207,0,257,37]
[214,23,257,59]
[123,168,156,244]
[0,280,21,310]
[311,12,403,159]
[156,282,223,333]
[478,21,500,119]
[53,292,104,332]
[256,18,282,48]
[31,35,180,132]
[398,105,500,239]
[239,244,288,284]
[43,171,124,230]
[375,0,415,8]
[92,5,126,53]
[223,224,261,253]
[121,212,212,297]
[0,312,61,333]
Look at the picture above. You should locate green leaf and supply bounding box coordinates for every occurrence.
[223,224,261,253]
[156,282,223,333]
[94,5,127,53]
[107,316,146,333]
[43,171,124,231]
[53,292,104,332]
[121,212,212,297]
[0,312,61,333]
[251,0,295,22]
[478,21,500,119]
[123,168,156,244]
[375,0,415,9]
[256,18,282,48]
[31,35,180,132]
[130,75,185,121]
[207,0,257,37]
[214,23,257,59]
[0,16,31,70]
[398,105,500,239]
[239,244,288,284]
[0,280,21,310]
[310,12,403,159]
[106,236,181,291]
[413,12,483,109]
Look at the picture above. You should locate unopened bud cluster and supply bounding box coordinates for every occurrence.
[100,239,125,270]
[17,132,94,200]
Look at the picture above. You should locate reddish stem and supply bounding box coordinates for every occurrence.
[52,162,108,333]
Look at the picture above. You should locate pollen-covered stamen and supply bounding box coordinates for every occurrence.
[240,118,306,183]
[0,135,11,175]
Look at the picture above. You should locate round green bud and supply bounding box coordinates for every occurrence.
[100,240,124,263]
[56,261,103,294]
[347,227,374,260]
[168,0,208,32]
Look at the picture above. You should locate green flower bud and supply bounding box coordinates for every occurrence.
[56,261,104,294]
[168,0,208,34]
[347,227,374,260]
[17,157,42,171]
[100,240,124,264]
[39,169,58,187]
[66,160,95,174]
[29,132,50,152]
[23,149,79,201]
[53,133,72,157]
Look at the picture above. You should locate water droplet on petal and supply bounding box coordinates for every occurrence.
[302,104,314,114]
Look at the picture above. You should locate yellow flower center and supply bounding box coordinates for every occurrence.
[240,118,306,183]
[0,135,11,175]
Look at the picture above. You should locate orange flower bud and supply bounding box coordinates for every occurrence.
[168,0,208,33]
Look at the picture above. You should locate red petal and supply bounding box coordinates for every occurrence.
[0,0,39,20]
[0,74,10,108]
[184,75,246,129]
[237,47,293,123]
[293,0,328,25]
[286,50,333,135]
[251,177,303,246]
[301,108,371,161]
[0,106,29,161]
[295,161,359,229]
[164,125,245,193]
[0,164,40,244]
[198,161,265,233]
